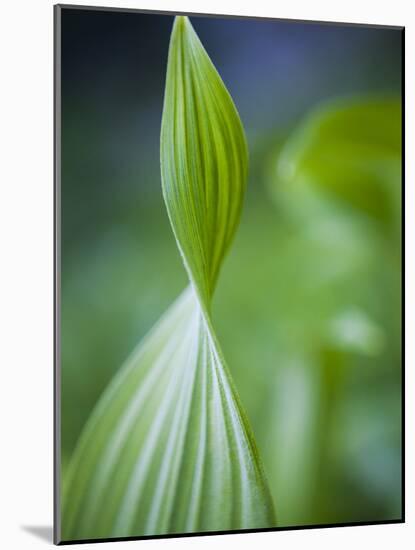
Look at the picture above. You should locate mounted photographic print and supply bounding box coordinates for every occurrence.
[54,4,404,545]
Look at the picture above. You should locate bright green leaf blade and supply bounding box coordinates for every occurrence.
[62,15,275,541]
[277,97,402,227]
[161,16,248,307]
[62,287,275,540]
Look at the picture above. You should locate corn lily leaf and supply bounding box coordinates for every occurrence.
[161,16,248,307]
[62,16,275,541]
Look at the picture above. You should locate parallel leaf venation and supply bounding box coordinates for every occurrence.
[62,16,275,541]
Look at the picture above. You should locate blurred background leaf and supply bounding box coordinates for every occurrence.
[277,98,401,236]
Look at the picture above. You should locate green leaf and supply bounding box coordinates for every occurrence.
[277,98,402,228]
[161,16,248,308]
[62,16,275,541]
[62,287,275,539]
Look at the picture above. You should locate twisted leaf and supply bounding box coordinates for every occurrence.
[161,16,248,306]
[62,16,275,542]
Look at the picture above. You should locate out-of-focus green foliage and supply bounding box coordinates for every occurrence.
[259,96,402,525]
[277,98,401,237]
[62,16,275,541]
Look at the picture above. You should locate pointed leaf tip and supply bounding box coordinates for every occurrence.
[161,15,248,306]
